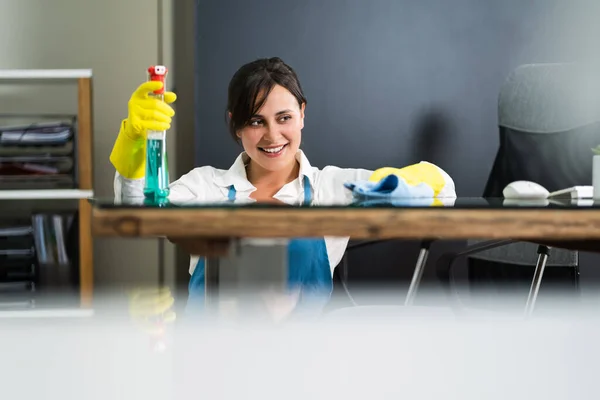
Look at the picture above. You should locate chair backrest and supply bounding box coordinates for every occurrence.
[466,240,577,267]
[474,63,600,267]
[484,62,600,196]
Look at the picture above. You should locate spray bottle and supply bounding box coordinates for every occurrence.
[143,65,170,200]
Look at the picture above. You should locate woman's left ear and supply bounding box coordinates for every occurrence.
[300,103,306,128]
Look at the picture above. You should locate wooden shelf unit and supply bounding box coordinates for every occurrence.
[0,69,94,308]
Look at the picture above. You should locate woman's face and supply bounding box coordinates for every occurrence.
[236,84,305,173]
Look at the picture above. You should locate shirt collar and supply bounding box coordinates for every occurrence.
[214,150,315,191]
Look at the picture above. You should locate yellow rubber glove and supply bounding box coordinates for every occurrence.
[128,286,176,335]
[109,81,177,179]
[369,162,456,198]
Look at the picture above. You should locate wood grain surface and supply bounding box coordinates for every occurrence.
[77,78,94,307]
[77,78,93,190]
[79,199,94,306]
[91,207,600,241]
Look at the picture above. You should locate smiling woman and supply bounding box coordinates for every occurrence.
[109,57,446,318]
[227,59,308,200]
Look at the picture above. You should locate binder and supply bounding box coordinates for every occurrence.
[32,213,74,288]
[32,214,54,266]
[52,215,69,266]
[0,211,77,309]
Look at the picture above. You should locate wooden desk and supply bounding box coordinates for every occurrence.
[90,198,600,313]
[91,199,600,242]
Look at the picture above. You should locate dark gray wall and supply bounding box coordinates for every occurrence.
[193,0,599,196]
[174,0,600,297]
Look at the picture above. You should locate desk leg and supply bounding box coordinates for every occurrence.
[204,256,220,308]
[205,239,289,317]
[404,240,433,306]
[524,245,550,318]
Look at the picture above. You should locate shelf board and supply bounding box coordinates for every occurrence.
[0,189,93,200]
[0,69,92,80]
[0,308,94,318]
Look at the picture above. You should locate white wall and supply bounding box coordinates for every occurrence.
[0,0,177,292]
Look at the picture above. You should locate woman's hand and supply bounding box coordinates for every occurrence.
[110,81,177,179]
[127,286,176,335]
[124,81,177,141]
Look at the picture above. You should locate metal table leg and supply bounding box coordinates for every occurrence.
[524,245,550,318]
[204,256,220,309]
[404,240,433,306]
[204,238,290,317]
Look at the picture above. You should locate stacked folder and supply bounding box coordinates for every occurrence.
[0,117,77,190]
[0,213,76,309]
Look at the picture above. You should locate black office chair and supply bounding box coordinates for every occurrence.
[334,239,433,308]
[323,237,459,318]
[437,63,600,316]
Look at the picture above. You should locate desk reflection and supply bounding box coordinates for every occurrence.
[115,195,460,208]
[108,195,600,209]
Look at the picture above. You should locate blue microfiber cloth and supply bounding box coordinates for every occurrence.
[344,174,435,199]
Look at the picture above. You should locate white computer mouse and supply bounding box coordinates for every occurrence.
[502,180,550,199]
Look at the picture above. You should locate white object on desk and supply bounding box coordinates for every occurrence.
[548,186,593,199]
[503,180,549,199]
[593,155,600,199]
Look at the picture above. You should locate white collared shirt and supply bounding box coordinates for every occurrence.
[114,150,373,275]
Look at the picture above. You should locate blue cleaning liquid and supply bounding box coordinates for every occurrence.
[144,136,170,200]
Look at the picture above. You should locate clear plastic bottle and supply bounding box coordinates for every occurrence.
[143,65,170,200]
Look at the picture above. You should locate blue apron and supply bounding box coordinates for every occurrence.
[187,176,333,316]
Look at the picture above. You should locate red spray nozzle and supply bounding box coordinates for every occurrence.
[148,65,168,95]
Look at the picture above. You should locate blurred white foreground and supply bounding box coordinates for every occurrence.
[0,293,598,400]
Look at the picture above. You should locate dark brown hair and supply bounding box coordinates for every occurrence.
[226,57,307,142]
